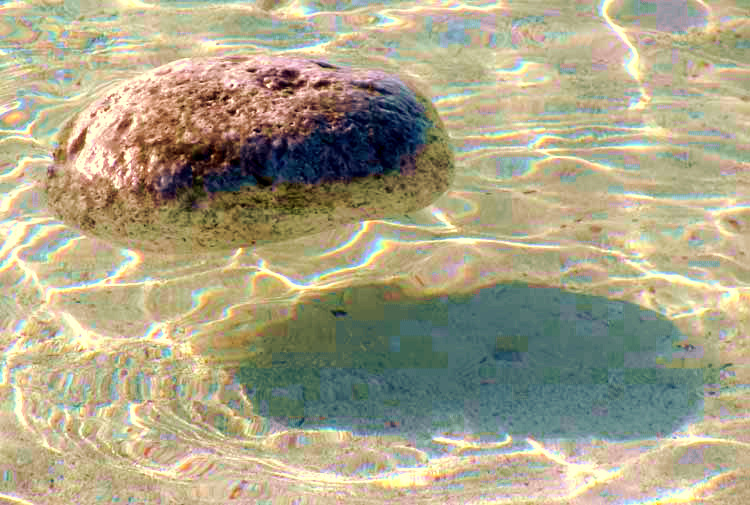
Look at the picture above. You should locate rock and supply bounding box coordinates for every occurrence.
[44,55,454,253]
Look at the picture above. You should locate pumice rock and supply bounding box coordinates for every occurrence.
[44,54,454,253]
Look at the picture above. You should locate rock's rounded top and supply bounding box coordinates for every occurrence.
[45,55,454,253]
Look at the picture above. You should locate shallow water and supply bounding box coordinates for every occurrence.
[1,0,749,503]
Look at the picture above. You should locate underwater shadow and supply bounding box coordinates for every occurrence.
[235,282,708,451]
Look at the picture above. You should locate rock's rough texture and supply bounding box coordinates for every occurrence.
[45,55,454,253]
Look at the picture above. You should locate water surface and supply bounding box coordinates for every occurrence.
[1,0,749,503]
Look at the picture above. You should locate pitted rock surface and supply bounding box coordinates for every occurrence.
[45,54,454,253]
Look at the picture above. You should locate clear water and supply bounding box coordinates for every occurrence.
[1,0,749,503]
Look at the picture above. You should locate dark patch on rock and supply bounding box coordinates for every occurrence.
[44,54,454,253]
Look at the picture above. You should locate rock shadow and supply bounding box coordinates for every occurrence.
[235,282,710,451]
